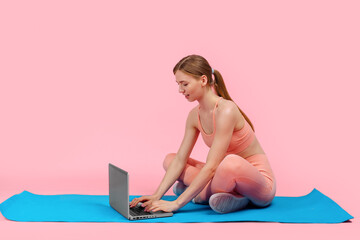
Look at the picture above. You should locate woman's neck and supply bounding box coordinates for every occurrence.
[198,92,221,112]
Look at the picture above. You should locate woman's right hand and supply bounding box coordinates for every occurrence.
[129,195,160,208]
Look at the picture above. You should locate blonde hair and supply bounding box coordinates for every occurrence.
[173,54,255,132]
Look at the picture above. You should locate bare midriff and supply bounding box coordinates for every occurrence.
[233,135,266,159]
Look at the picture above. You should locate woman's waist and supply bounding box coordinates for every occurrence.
[226,136,265,159]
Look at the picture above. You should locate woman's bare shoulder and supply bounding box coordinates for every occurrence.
[187,105,200,129]
[218,98,239,115]
[217,99,244,124]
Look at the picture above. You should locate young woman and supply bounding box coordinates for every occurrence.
[130,54,276,214]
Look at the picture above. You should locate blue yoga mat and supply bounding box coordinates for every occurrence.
[0,188,353,223]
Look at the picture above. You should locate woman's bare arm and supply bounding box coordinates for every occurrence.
[152,108,199,198]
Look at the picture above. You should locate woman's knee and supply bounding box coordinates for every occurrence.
[254,184,277,207]
[216,154,245,175]
[163,153,176,170]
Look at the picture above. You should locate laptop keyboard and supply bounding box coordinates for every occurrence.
[129,205,153,216]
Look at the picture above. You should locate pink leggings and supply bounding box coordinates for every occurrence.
[163,153,276,207]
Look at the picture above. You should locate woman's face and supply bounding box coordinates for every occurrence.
[175,70,205,101]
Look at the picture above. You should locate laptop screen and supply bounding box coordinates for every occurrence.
[109,164,129,217]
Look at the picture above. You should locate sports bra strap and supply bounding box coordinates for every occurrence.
[212,97,222,129]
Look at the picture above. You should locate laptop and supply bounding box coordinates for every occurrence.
[109,163,174,220]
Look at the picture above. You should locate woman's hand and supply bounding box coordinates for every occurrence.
[129,195,160,208]
[144,200,180,213]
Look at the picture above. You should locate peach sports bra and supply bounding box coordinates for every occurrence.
[197,97,256,154]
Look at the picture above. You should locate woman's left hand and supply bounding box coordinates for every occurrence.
[144,200,180,213]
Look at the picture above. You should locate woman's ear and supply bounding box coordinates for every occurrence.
[200,75,208,86]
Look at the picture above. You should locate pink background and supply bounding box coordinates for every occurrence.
[0,0,359,238]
